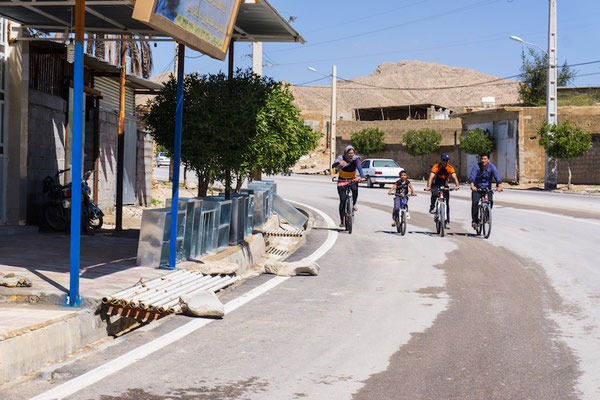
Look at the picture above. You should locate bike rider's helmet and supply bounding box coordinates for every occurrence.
[441,153,450,161]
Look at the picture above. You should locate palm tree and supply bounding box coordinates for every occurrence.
[87,34,153,79]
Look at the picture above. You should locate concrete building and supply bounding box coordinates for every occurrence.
[2,37,160,227]
[335,106,600,185]
[455,106,600,185]
[336,118,463,180]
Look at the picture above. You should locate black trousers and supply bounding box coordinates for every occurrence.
[430,187,451,222]
[472,190,494,223]
[337,181,358,223]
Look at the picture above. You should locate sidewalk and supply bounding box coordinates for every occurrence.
[0,229,174,386]
[0,229,167,300]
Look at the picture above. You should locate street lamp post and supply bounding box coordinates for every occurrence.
[510,1,558,190]
[308,66,337,175]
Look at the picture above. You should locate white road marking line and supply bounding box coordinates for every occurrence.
[32,202,338,400]
[288,200,339,262]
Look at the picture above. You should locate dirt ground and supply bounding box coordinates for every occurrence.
[508,183,600,195]
[102,181,222,230]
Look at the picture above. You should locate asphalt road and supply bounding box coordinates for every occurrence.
[3,174,600,400]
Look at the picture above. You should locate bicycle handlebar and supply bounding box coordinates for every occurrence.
[424,186,458,191]
[333,177,363,183]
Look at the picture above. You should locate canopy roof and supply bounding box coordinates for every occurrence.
[0,0,304,43]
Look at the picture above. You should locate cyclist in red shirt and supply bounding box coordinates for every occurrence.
[425,153,459,227]
[388,170,416,226]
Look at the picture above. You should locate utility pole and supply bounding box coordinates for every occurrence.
[169,43,178,184]
[252,42,263,181]
[330,65,336,175]
[252,42,262,77]
[545,0,558,190]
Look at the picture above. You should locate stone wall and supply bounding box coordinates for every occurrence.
[301,110,328,149]
[555,107,600,185]
[336,119,463,180]
[461,106,600,184]
[97,111,153,211]
[97,110,118,211]
[26,90,67,224]
[136,130,153,206]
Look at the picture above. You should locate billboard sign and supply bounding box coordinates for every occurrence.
[133,0,241,60]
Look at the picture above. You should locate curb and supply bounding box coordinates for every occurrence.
[0,231,269,387]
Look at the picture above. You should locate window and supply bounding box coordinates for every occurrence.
[372,160,399,168]
[361,160,370,168]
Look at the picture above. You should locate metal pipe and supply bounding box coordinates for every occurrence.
[2,0,132,5]
[163,276,239,314]
[101,269,186,303]
[147,275,223,308]
[68,0,85,307]
[125,272,206,303]
[159,275,235,310]
[137,275,217,308]
[168,43,185,269]
[152,275,227,309]
[207,276,240,293]
[115,35,126,231]
[125,271,196,299]
[14,36,176,42]
[108,272,194,307]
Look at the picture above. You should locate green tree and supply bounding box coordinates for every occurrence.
[403,129,442,179]
[350,128,386,158]
[538,120,592,189]
[250,83,320,181]
[519,48,575,105]
[145,70,317,198]
[459,128,495,155]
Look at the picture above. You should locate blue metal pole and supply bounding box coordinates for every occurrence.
[168,44,185,269]
[69,0,85,306]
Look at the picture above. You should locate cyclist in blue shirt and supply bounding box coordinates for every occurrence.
[469,153,503,230]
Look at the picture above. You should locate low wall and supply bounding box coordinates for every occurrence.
[336,119,464,180]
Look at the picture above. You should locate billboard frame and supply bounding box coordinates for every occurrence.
[133,0,241,60]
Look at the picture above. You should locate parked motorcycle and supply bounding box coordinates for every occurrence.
[42,169,104,231]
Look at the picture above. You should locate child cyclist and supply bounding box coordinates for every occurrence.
[388,170,416,226]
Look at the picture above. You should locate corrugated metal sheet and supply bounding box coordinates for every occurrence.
[101,270,240,314]
[95,76,135,116]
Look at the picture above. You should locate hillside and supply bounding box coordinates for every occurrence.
[289,60,521,114]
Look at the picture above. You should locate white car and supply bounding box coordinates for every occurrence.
[361,158,404,188]
[155,152,170,167]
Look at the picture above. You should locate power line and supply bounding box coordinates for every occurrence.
[269,35,515,67]
[335,74,522,91]
[293,76,332,86]
[567,60,600,68]
[294,59,600,91]
[159,55,176,75]
[270,0,503,54]
[574,72,600,78]
[304,0,435,35]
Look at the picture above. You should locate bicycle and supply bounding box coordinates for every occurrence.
[333,177,362,234]
[389,192,414,236]
[475,188,495,238]
[425,186,456,237]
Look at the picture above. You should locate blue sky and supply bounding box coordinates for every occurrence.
[152,0,600,87]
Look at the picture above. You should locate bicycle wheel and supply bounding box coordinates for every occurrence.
[476,205,483,235]
[345,197,353,234]
[483,204,492,239]
[394,213,401,233]
[400,209,407,236]
[438,203,446,237]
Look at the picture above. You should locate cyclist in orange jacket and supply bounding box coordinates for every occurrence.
[425,153,459,227]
